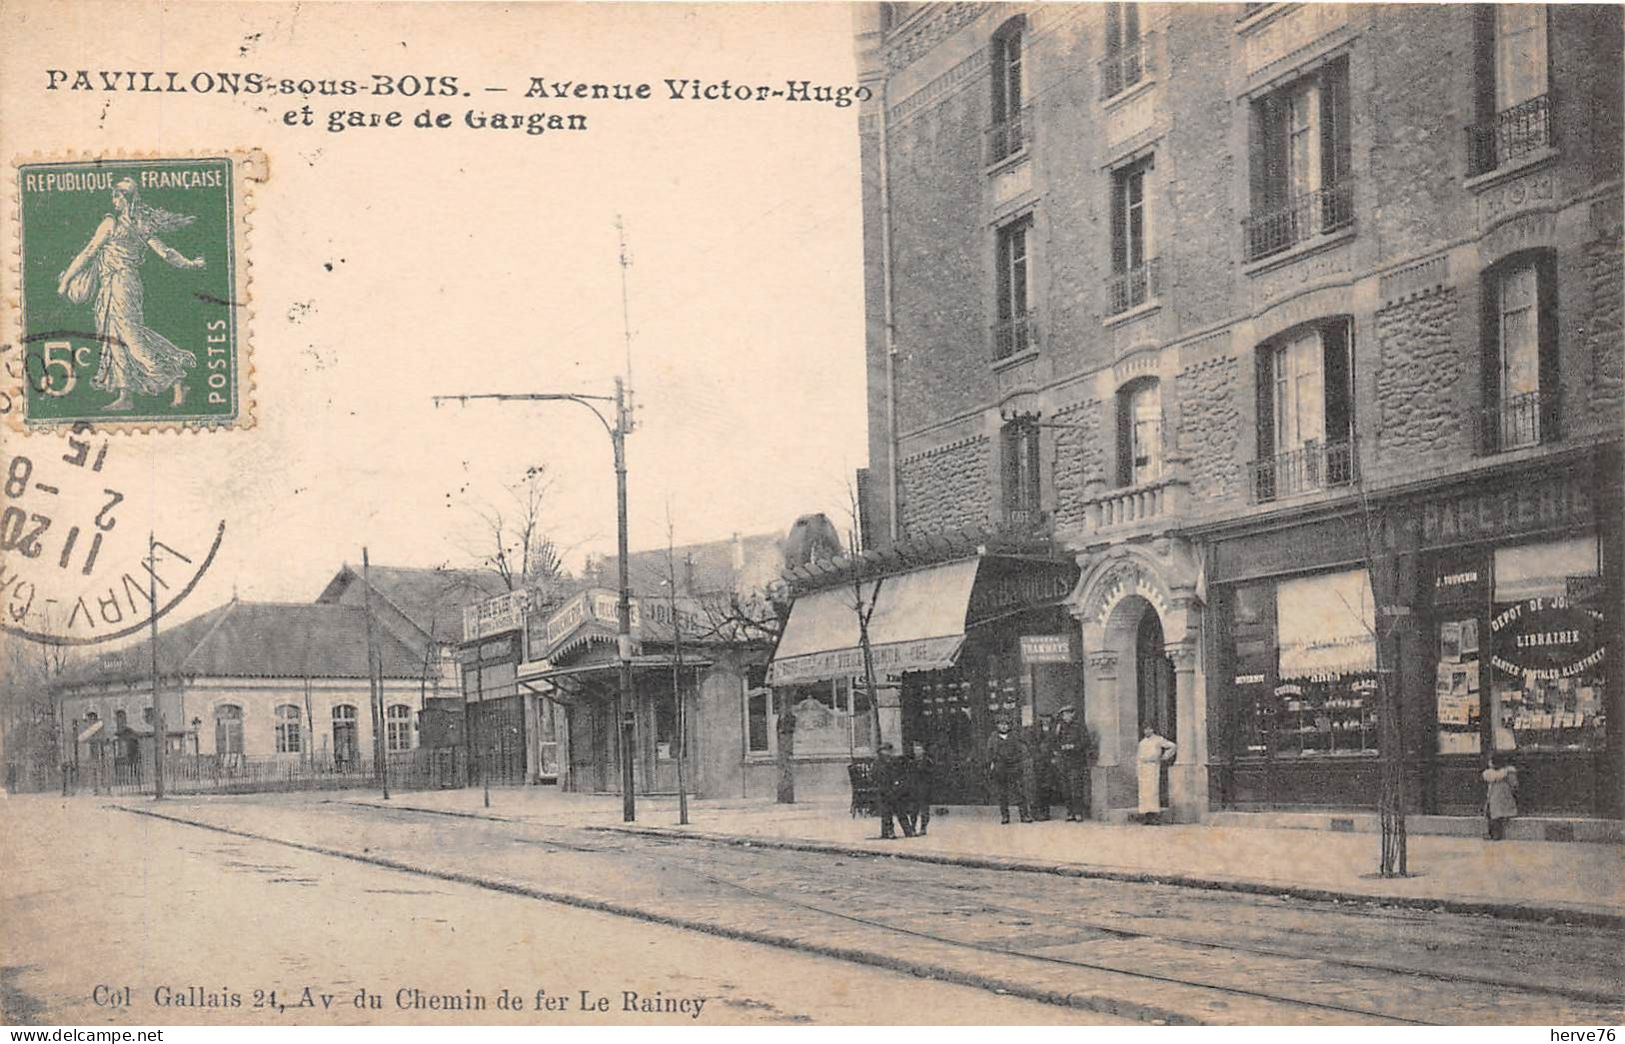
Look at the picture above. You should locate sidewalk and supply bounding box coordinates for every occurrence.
[337,786,1625,926]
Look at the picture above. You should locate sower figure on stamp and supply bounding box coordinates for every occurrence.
[1053,704,1093,822]
[986,718,1031,824]
[1136,724,1177,825]
[57,178,204,411]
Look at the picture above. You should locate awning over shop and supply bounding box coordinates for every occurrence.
[1276,569,1378,680]
[517,655,713,702]
[768,558,984,685]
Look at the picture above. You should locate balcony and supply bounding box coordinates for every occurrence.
[985,106,1032,167]
[992,313,1037,362]
[1467,94,1553,178]
[1475,389,1561,455]
[1099,38,1149,101]
[1243,180,1355,263]
[1107,257,1161,316]
[1249,440,1358,504]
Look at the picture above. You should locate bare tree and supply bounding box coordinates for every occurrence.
[461,466,570,598]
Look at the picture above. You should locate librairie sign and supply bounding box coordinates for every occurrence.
[1489,596,1605,681]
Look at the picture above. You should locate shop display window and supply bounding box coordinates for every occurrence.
[1435,615,1484,755]
[1268,674,1381,756]
[1487,537,1606,753]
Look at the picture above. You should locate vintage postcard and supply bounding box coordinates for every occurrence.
[2,0,1622,1033]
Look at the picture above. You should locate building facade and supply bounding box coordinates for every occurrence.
[826,2,1622,824]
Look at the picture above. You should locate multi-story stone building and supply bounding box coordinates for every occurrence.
[776,3,1622,830]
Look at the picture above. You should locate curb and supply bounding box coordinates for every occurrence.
[590,823,1625,931]
[109,804,1190,1026]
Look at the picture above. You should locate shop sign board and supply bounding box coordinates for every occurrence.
[542,588,642,650]
[1489,596,1605,681]
[463,590,530,643]
[1019,635,1072,664]
[966,558,1080,626]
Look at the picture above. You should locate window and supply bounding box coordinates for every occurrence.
[1117,379,1162,487]
[1101,3,1144,99]
[755,680,874,757]
[114,709,127,731]
[386,704,412,753]
[1480,253,1559,452]
[1109,157,1159,313]
[1252,319,1355,501]
[988,19,1026,163]
[746,689,772,754]
[1002,416,1042,524]
[274,704,302,754]
[142,706,154,726]
[1468,5,1551,175]
[1485,537,1605,756]
[332,704,358,765]
[993,216,1034,359]
[214,704,244,756]
[1245,58,1352,260]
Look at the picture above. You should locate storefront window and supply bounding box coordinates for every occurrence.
[1488,537,1606,753]
[745,690,771,753]
[774,677,873,756]
[1271,570,1380,757]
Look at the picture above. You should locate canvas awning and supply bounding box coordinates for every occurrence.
[768,558,983,685]
[1276,569,1378,680]
[517,655,713,702]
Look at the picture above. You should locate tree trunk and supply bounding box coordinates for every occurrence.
[775,698,796,804]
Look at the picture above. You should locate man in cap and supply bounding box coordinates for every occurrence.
[1052,704,1093,821]
[903,740,935,836]
[874,742,913,839]
[985,718,1031,824]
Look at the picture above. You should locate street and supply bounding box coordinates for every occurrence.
[3,792,1620,1026]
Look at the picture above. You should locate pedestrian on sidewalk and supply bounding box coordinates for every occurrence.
[905,741,934,836]
[1136,724,1176,825]
[874,742,913,840]
[1482,753,1519,840]
[987,718,1032,824]
[1053,705,1092,821]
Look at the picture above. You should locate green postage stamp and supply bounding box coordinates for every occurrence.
[13,153,260,430]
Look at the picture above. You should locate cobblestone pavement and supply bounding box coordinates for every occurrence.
[60,792,1625,1026]
[0,796,1123,1026]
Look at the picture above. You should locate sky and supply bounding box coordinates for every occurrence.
[2,2,871,630]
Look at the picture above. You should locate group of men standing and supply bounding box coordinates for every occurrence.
[872,741,934,839]
[985,704,1094,824]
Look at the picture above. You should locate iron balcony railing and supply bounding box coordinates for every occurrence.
[1243,180,1355,262]
[1249,439,1358,503]
[1467,94,1553,177]
[1107,257,1162,315]
[992,313,1037,361]
[985,106,1032,166]
[1476,388,1560,455]
[1099,37,1149,100]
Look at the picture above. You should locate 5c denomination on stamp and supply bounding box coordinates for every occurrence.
[12,151,263,430]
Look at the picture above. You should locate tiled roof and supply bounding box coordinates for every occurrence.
[315,564,509,643]
[57,600,427,688]
[584,532,786,600]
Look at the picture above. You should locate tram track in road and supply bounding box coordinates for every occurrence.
[116,799,1623,1026]
[329,799,1623,1025]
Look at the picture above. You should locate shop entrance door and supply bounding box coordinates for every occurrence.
[1136,609,1176,807]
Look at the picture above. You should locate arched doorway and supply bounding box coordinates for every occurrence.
[1135,607,1176,809]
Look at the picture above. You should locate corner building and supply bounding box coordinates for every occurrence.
[840,3,1624,827]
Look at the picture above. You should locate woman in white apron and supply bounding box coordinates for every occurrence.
[1136,724,1176,824]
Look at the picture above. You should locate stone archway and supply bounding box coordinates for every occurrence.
[1071,543,1206,821]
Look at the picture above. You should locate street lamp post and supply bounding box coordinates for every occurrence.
[433,380,638,822]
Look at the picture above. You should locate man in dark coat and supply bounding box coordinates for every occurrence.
[1052,704,1093,821]
[986,719,1031,824]
[874,742,913,839]
[904,741,934,836]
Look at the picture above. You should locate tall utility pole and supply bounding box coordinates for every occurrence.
[148,533,164,800]
[362,549,389,800]
[433,383,639,822]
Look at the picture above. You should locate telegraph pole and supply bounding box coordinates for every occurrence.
[362,549,389,800]
[148,533,164,800]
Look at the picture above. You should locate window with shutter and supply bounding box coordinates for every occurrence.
[1252,319,1356,501]
[1481,253,1559,452]
[1245,58,1353,260]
